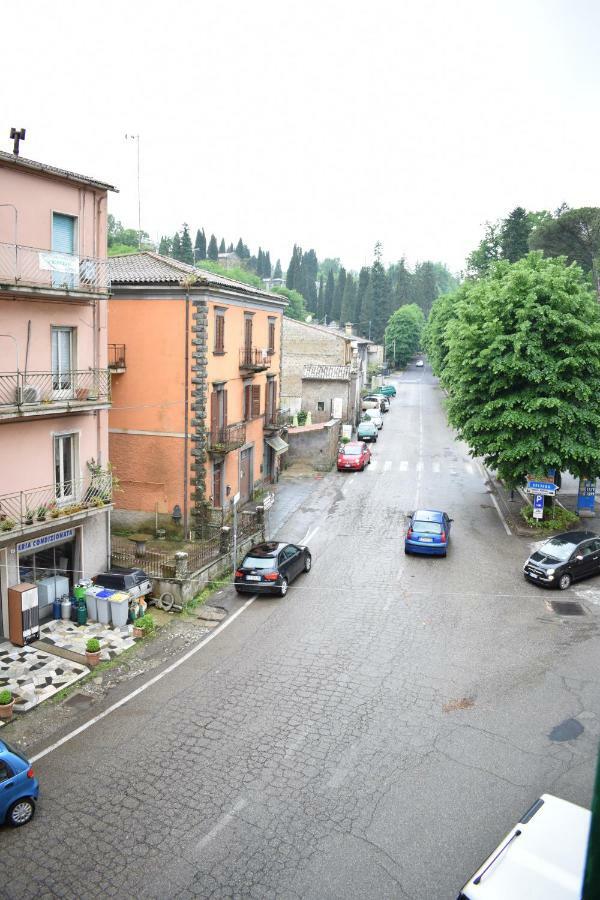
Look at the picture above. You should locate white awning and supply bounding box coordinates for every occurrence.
[266,435,289,454]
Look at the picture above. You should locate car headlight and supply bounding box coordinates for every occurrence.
[546,568,555,576]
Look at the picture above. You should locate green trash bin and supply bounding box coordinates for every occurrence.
[76,598,87,626]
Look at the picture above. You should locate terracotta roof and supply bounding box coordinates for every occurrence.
[108,252,287,303]
[302,364,352,381]
[0,150,117,192]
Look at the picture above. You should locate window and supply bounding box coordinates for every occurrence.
[252,384,261,418]
[0,760,12,782]
[268,318,276,354]
[51,212,76,289]
[212,463,223,508]
[265,377,277,423]
[51,326,74,395]
[54,433,76,501]
[210,387,227,434]
[244,384,261,420]
[214,310,225,353]
[317,401,325,412]
[244,314,253,349]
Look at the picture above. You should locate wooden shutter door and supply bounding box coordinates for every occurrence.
[244,317,252,348]
[252,384,261,418]
[210,392,218,435]
[223,390,228,427]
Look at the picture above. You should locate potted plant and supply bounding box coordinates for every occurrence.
[91,497,106,508]
[0,689,15,719]
[133,613,155,639]
[36,505,47,522]
[50,508,61,519]
[85,637,102,667]
[0,518,16,533]
[24,508,34,525]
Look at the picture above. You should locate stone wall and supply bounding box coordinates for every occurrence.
[281,318,348,400]
[285,419,341,471]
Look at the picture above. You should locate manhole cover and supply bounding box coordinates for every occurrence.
[550,601,585,616]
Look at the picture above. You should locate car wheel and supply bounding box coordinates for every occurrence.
[8,799,35,828]
[279,577,289,597]
[304,553,312,573]
[404,547,410,555]
[558,573,572,590]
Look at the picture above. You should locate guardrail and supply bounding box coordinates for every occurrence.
[207,421,246,453]
[0,471,112,532]
[108,344,126,370]
[239,348,270,370]
[0,242,110,293]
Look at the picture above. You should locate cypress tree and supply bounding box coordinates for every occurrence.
[356,267,371,333]
[316,275,324,320]
[180,223,194,265]
[324,270,335,322]
[219,237,226,253]
[207,234,219,260]
[172,232,182,261]
[274,258,282,279]
[264,251,272,278]
[331,267,346,323]
[302,249,318,312]
[194,228,206,260]
[257,248,264,276]
[227,242,234,252]
[394,258,412,311]
[286,245,301,289]
[158,235,172,256]
[340,273,357,325]
[236,238,244,257]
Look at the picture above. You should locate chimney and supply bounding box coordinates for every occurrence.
[344,322,353,336]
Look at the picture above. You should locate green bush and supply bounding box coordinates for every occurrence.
[135,614,155,635]
[0,689,13,705]
[297,410,308,426]
[520,504,578,531]
[86,638,101,653]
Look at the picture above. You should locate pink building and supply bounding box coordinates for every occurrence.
[0,149,117,634]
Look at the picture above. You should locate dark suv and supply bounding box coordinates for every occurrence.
[93,567,152,598]
[523,530,600,590]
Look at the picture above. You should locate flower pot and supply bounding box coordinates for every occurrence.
[0,700,15,719]
[133,625,144,638]
[85,650,101,667]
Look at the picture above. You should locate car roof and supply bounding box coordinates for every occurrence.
[344,441,365,448]
[245,541,286,558]
[358,420,376,428]
[413,509,445,522]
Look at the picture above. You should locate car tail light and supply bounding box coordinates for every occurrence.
[440,531,446,542]
[27,768,35,779]
[263,572,278,581]
[407,528,413,539]
[235,570,244,579]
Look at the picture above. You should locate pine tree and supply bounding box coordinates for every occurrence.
[331,267,346,322]
[158,236,172,256]
[340,273,357,325]
[301,249,318,312]
[356,267,371,332]
[194,228,206,260]
[257,248,264,277]
[394,258,412,310]
[218,238,226,253]
[413,261,438,316]
[208,234,219,260]
[236,238,244,257]
[180,223,194,265]
[286,245,301,289]
[264,251,272,278]
[172,232,182,261]
[316,275,324,320]
[368,258,391,342]
[500,207,532,263]
[274,258,282,279]
[227,242,234,252]
[324,270,335,322]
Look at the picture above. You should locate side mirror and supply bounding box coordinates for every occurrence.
[576,554,584,561]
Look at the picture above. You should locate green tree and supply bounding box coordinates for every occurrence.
[423,287,465,377]
[466,221,502,277]
[390,258,412,311]
[219,237,226,253]
[500,207,532,263]
[316,275,324,320]
[340,273,357,325]
[324,270,335,322]
[172,232,182,261]
[529,206,600,281]
[301,249,319,312]
[286,245,301,290]
[319,258,340,278]
[412,261,438,315]
[331,267,346,322]
[158,235,172,256]
[355,267,370,331]
[257,248,264,276]
[235,238,245,257]
[362,246,390,341]
[264,251,272,278]
[194,228,206,260]
[271,285,308,321]
[444,253,600,486]
[273,258,282,279]
[180,223,194,265]
[385,304,425,367]
[227,242,234,252]
[207,234,219,260]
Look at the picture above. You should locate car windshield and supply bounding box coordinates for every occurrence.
[341,447,361,456]
[243,556,276,569]
[412,520,442,534]
[538,538,579,561]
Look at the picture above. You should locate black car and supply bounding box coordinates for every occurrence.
[235,541,311,596]
[93,567,152,598]
[523,530,600,590]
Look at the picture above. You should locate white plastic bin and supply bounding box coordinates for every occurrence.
[96,589,114,625]
[109,592,129,628]
[85,586,102,622]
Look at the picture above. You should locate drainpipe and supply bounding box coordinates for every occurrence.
[181,277,197,538]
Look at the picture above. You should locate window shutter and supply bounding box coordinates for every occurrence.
[223,389,228,427]
[215,315,225,352]
[244,317,253,349]
[252,384,261,418]
[210,392,218,434]
[269,321,275,352]
[244,384,252,420]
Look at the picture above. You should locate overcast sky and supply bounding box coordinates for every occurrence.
[3,0,599,274]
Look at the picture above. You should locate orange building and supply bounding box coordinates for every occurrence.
[107,253,287,533]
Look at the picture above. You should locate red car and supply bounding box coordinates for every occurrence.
[337,441,371,471]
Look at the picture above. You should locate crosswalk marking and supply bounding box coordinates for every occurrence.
[362,459,480,476]
[432,462,440,473]
[399,461,409,471]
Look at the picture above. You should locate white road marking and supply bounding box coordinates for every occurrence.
[196,798,247,851]
[399,460,408,472]
[384,460,392,472]
[464,462,474,475]
[302,525,320,545]
[489,493,512,536]
[29,595,258,763]
[414,384,423,508]
[432,462,440,473]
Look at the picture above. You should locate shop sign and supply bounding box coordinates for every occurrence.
[38,251,79,274]
[17,528,75,554]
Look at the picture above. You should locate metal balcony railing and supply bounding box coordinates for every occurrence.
[0,243,110,294]
[207,422,246,453]
[239,347,270,370]
[0,370,111,410]
[108,344,126,371]
[0,471,113,534]
[263,409,285,430]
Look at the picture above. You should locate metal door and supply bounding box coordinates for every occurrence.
[240,448,252,503]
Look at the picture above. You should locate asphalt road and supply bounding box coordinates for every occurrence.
[3,366,600,899]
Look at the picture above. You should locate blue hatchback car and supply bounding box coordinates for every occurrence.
[404,509,452,556]
[0,738,39,827]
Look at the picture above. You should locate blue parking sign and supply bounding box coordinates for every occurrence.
[533,493,544,519]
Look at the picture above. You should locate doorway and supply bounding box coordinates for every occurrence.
[240,447,253,504]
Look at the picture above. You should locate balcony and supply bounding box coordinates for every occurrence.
[0,470,112,538]
[207,422,246,454]
[0,370,111,420]
[108,344,126,373]
[0,242,110,296]
[239,347,270,372]
[263,409,286,431]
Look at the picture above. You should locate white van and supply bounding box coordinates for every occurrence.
[457,794,591,900]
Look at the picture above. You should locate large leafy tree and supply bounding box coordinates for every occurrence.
[466,222,502,277]
[529,206,600,280]
[444,253,600,485]
[271,286,308,321]
[423,287,465,377]
[385,304,425,367]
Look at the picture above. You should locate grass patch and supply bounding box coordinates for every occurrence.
[184,573,231,613]
[520,503,579,532]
